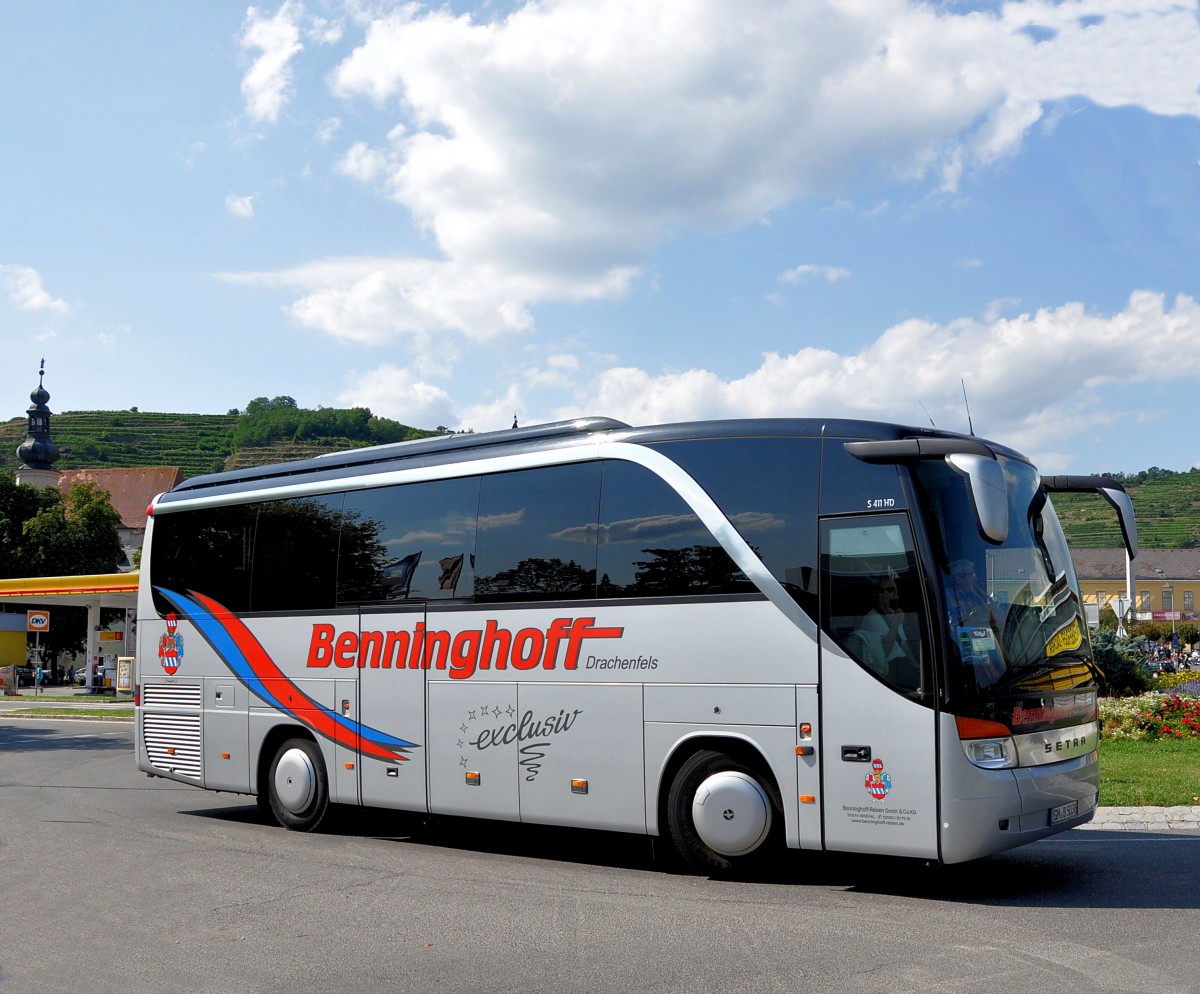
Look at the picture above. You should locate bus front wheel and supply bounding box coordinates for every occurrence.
[266,737,329,832]
[666,749,776,873]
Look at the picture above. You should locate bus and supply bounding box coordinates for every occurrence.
[134,417,1137,872]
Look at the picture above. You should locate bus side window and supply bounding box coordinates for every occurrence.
[149,503,257,616]
[339,477,480,603]
[251,495,344,612]
[474,463,601,602]
[597,460,746,597]
[820,515,930,699]
[648,436,819,615]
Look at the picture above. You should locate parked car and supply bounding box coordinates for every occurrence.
[15,665,34,687]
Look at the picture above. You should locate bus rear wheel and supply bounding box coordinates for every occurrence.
[666,749,777,873]
[266,737,329,832]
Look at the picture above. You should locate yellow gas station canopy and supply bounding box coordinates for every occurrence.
[0,573,139,609]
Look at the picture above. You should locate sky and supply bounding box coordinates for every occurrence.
[2,0,1199,475]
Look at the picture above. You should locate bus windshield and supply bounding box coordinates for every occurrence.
[915,456,1094,703]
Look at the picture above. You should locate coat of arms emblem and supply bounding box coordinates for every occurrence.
[158,612,184,675]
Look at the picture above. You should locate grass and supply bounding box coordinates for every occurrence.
[8,706,133,720]
[1098,736,1200,806]
[2,693,134,721]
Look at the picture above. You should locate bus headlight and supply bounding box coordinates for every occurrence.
[960,736,1017,769]
[955,715,1017,770]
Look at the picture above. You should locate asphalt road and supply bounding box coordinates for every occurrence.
[2,718,1199,994]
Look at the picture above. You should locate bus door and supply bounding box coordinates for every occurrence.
[357,604,429,813]
[818,514,939,859]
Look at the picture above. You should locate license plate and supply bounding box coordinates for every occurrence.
[1050,800,1078,825]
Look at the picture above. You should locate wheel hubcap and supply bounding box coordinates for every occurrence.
[274,748,316,814]
[692,771,771,856]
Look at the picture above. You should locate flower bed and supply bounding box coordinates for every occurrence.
[1152,671,1200,694]
[1100,690,1200,740]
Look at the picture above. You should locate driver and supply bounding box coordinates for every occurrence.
[948,559,1005,686]
[948,559,989,624]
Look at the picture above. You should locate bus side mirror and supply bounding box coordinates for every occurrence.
[1097,486,1138,560]
[945,453,1009,545]
[1040,475,1138,560]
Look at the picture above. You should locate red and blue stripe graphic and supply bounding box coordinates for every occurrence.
[156,587,416,763]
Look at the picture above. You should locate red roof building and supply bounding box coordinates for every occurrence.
[57,467,185,570]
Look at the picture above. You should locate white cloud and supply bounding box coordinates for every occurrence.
[336,141,387,182]
[225,193,256,218]
[1000,1,1200,117]
[459,382,527,434]
[780,264,852,284]
[337,361,457,427]
[315,117,342,143]
[231,0,1200,354]
[217,255,635,373]
[553,292,1200,471]
[240,1,305,123]
[0,265,70,315]
[522,352,582,389]
[307,15,343,46]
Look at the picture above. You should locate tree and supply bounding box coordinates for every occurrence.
[231,396,426,449]
[1,472,120,573]
[0,472,58,576]
[1178,622,1199,650]
[0,474,123,676]
[1097,605,1118,631]
[20,481,122,576]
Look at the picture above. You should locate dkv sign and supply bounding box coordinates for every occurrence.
[26,611,50,632]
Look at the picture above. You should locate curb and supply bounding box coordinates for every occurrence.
[1079,806,1200,832]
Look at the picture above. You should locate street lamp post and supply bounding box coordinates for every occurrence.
[1156,568,1177,655]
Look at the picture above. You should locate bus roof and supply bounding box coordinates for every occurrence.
[156,416,1026,506]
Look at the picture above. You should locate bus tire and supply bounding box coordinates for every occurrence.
[666,749,776,873]
[266,737,328,832]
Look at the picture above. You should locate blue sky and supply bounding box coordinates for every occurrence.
[2,0,1198,474]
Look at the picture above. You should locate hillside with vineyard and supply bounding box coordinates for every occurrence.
[0,396,437,479]
[1051,468,1200,549]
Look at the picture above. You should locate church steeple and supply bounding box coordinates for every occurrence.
[14,359,61,488]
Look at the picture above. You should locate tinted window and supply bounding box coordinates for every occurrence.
[475,463,601,602]
[820,514,932,702]
[339,477,480,602]
[650,436,819,614]
[597,460,744,598]
[251,495,344,612]
[149,503,257,615]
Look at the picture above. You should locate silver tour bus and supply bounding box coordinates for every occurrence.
[135,417,1136,872]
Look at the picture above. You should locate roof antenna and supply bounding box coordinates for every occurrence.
[919,402,936,428]
[512,412,518,429]
[961,379,975,436]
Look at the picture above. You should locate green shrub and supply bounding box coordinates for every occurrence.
[1091,629,1152,696]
